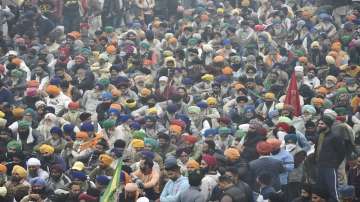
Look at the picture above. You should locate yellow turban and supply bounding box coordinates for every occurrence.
[264,92,275,100]
[99,154,114,166]
[201,74,214,81]
[206,97,217,105]
[12,165,27,178]
[39,144,55,154]
[146,107,157,115]
[131,139,145,148]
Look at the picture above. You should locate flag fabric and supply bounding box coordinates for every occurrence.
[284,72,301,117]
[100,158,123,202]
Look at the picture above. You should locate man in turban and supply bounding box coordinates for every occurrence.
[249,141,284,191]
[5,165,30,201]
[46,164,71,191]
[26,157,49,181]
[38,144,66,172]
[15,120,42,156]
[88,154,114,181]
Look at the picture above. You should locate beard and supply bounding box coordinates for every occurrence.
[18,131,29,140]
[159,85,166,93]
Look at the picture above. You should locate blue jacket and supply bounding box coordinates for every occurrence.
[160,175,189,202]
[270,149,294,185]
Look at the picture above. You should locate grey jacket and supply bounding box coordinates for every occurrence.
[177,186,206,202]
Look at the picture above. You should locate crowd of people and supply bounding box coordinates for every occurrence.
[0,0,360,201]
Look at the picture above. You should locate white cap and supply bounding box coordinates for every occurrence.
[294,66,304,72]
[6,50,18,56]
[137,197,150,202]
[159,76,168,82]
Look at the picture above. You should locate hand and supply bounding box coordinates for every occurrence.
[29,194,41,201]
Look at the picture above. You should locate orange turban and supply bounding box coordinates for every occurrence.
[110,103,122,111]
[213,55,224,63]
[331,42,342,52]
[266,138,282,151]
[12,107,24,118]
[186,160,200,170]
[169,125,182,134]
[222,66,233,75]
[224,148,240,160]
[46,85,61,96]
[106,45,117,54]
[0,164,7,174]
[11,58,22,66]
[312,98,324,107]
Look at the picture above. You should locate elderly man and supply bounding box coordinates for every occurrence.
[26,158,49,181]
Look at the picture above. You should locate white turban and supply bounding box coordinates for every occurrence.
[27,157,41,167]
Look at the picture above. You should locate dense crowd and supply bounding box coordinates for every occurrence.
[0,0,360,201]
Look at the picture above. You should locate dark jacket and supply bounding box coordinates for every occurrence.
[242,132,266,162]
[249,157,284,191]
[316,129,346,169]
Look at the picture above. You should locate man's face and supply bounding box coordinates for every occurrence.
[218,181,227,190]
[28,165,39,174]
[158,138,167,148]
[301,189,310,198]
[317,120,328,132]
[166,169,178,181]
[70,184,81,195]
[51,170,61,179]
[311,194,325,202]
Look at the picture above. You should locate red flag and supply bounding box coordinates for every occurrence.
[284,72,301,117]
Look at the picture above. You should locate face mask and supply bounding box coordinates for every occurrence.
[285,144,297,152]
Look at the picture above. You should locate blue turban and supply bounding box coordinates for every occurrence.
[96,175,110,186]
[141,150,155,160]
[63,124,75,133]
[71,171,87,181]
[80,122,94,132]
[30,177,46,186]
[167,104,178,114]
[284,133,298,144]
[203,128,218,137]
[182,77,193,85]
[50,126,63,136]
[130,121,141,130]
[196,101,208,109]
[101,92,113,101]
[119,114,131,123]
[49,77,61,85]
[215,75,229,83]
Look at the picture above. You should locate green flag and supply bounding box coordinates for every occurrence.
[100,158,123,202]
